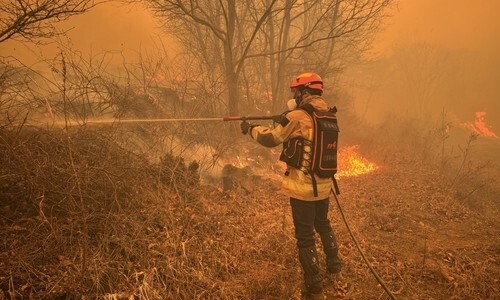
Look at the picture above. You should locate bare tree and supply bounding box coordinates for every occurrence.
[0,0,99,44]
[140,0,391,115]
[143,0,278,116]
[392,43,450,117]
[260,0,392,112]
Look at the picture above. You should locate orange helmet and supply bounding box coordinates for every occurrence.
[290,72,323,92]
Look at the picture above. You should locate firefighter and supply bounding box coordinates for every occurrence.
[240,72,343,299]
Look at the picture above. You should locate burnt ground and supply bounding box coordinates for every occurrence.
[0,128,499,300]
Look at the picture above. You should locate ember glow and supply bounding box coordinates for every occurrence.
[337,145,378,177]
[461,112,498,138]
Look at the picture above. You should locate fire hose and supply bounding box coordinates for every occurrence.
[331,187,398,300]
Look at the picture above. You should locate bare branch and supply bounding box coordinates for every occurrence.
[234,0,278,75]
[147,0,227,41]
[0,0,101,44]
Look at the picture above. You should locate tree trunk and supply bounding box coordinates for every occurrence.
[267,0,277,113]
[227,67,239,115]
[225,0,239,115]
[271,0,292,114]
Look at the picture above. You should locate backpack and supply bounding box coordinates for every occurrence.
[279,105,339,196]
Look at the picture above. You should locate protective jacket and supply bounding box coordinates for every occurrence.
[249,95,333,201]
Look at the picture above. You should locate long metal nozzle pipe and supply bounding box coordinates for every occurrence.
[86,117,225,124]
[21,116,278,127]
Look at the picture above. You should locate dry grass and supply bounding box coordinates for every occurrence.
[1,112,499,299]
[0,124,301,299]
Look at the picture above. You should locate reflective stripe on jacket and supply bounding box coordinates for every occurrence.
[249,95,333,201]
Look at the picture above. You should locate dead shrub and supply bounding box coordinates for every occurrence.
[159,152,200,201]
[0,125,198,298]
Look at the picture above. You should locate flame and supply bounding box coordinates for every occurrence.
[337,145,377,177]
[461,112,498,138]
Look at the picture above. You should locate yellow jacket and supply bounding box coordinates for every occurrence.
[249,95,334,201]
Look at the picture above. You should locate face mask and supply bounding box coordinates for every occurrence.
[295,94,303,106]
[287,98,297,110]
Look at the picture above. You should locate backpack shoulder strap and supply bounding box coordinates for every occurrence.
[301,103,315,115]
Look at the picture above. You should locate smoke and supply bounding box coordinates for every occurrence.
[0,2,176,66]
[346,0,500,131]
[1,0,498,131]
[375,0,500,52]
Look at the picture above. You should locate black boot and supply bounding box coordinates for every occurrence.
[298,246,324,299]
[320,232,343,274]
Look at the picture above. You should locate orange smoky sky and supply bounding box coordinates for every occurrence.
[0,0,498,129]
[0,2,175,64]
[1,1,498,71]
[361,0,500,129]
[62,3,169,52]
[374,0,500,53]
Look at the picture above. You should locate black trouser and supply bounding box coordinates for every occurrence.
[290,197,332,249]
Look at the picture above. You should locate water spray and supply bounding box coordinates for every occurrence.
[15,114,285,129]
[86,117,226,124]
[47,115,284,126]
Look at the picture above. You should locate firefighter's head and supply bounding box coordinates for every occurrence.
[289,72,323,108]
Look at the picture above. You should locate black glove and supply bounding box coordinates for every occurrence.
[240,120,253,135]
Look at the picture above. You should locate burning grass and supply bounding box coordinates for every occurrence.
[460,112,498,139]
[337,145,378,178]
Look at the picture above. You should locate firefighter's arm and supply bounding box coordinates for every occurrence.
[248,115,297,147]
